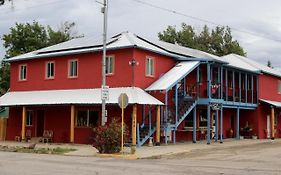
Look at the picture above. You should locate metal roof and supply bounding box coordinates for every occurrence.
[260,99,281,108]
[146,61,200,91]
[222,54,281,77]
[6,31,222,63]
[0,87,163,106]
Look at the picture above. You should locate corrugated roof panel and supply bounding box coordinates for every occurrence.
[6,31,221,63]
[221,54,260,72]
[0,87,163,106]
[222,54,281,77]
[146,61,200,91]
[260,99,281,108]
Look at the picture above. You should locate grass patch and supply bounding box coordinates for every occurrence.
[0,145,76,155]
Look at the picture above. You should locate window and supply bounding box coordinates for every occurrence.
[278,81,281,94]
[68,59,78,78]
[146,57,154,76]
[105,56,114,75]
[19,64,27,81]
[26,111,33,126]
[76,110,99,127]
[199,109,207,127]
[46,61,55,79]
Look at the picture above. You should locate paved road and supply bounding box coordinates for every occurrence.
[0,141,281,175]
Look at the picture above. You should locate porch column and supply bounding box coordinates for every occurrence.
[207,105,211,144]
[132,104,137,147]
[220,107,223,143]
[215,110,219,142]
[70,105,75,143]
[236,108,240,140]
[232,70,235,101]
[271,106,275,140]
[156,105,160,146]
[21,106,26,141]
[193,106,196,143]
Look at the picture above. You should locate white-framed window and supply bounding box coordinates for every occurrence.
[26,110,33,126]
[19,64,27,81]
[46,61,55,79]
[146,57,154,76]
[76,110,99,127]
[278,81,281,94]
[105,56,114,75]
[68,59,78,78]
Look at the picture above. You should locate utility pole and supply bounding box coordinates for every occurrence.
[101,0,108,125]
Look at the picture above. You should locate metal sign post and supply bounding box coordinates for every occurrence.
[118,93,128,153]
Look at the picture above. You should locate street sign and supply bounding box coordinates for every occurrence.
[118,93,129,109]
[118,93,129,153]
[101,85,109,101]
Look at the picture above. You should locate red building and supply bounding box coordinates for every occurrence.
[0,31,280,146]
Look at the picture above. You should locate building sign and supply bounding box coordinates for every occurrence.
[210,103,222,111]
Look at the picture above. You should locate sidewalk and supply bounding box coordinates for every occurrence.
[0,139,277,159]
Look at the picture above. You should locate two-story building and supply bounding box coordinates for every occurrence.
[0,31,279,146]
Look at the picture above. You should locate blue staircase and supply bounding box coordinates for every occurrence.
[137,124,156,147]
[167,98,197,131]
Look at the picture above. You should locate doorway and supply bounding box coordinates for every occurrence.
[37,110,45,137]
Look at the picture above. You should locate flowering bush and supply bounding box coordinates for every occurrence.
[92,118,128,154]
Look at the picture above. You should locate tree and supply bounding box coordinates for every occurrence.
[158,23,246,57]
[0,21,81,95]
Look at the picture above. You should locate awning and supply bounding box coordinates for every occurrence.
[0,87,163,107]
[146,61,199,91]
[260,99,281,108]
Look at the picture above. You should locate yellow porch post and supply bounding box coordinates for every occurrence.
[70,105,75,143]
[271,106,275,139]
[21,106,26,141]
[156,105,160,145]
[131,104,137,153]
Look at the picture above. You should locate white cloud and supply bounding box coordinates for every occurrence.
[1,0,281,68]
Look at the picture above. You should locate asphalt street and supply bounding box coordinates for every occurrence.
[0,141,281,175]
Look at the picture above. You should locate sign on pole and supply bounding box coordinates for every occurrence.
[101,85,109,101]
[118,93,129,153]
[118,93,129,109]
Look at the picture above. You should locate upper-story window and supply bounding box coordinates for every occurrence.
[105,56,114,75]
[46,61,55,79]
[68,59,78,78]
[19,64,27,81]
[146,57,154,77]
[278,81,281,94]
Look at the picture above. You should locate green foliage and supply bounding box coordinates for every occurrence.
[0,61,10,95]
[92,118,128,154]
[158,23,246,57]
[0,21,81,94]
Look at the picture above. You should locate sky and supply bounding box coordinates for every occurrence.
[1,0,281,68]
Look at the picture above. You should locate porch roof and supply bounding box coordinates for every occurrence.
[146,61,200,91]
[0,87,163,107]
[260,99,281,108]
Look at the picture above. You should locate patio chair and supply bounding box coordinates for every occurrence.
[42,130,53,143]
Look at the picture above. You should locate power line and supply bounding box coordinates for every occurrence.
[132,0,281,44]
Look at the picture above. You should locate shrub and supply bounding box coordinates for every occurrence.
[92,118,128,154]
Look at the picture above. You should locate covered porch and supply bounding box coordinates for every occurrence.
[0,87,163,145]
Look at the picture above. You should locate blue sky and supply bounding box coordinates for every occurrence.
[1,0,281,68]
